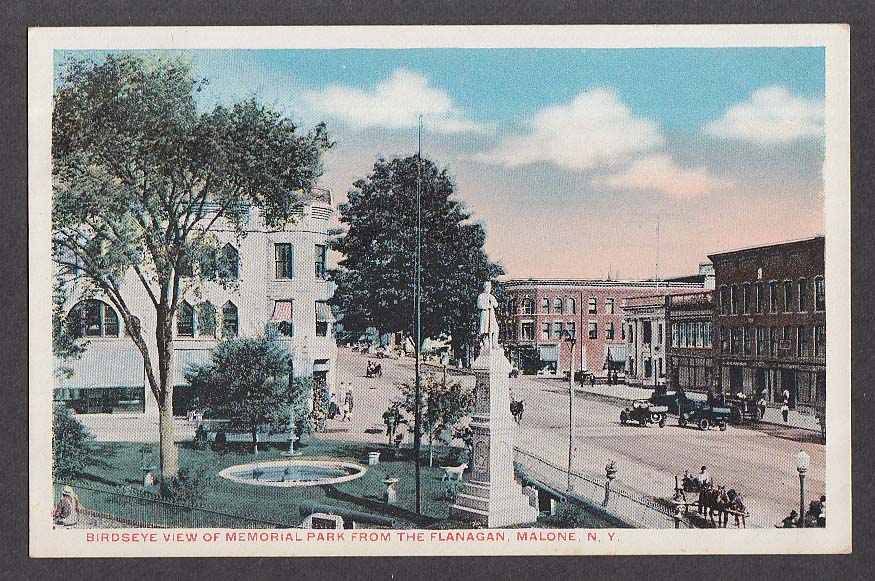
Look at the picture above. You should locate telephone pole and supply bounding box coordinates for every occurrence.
[414,115,423,517]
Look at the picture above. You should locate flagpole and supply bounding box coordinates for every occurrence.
[414,115,423,517]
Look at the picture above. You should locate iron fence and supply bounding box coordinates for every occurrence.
[53,481,297,529]
[513,447,691,529]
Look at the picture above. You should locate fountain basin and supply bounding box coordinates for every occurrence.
[218,459,367,487]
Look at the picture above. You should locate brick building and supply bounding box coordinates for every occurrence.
[504,279,704,377]
[665,290,717,393]
[709,236,825,411]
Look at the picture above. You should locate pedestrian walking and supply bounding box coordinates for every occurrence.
[346,389,354,414]
[782,388,790,405]
[757,397,767,419]
[781,403,790,423]
[341,398,351,422]
[383,407,396,444]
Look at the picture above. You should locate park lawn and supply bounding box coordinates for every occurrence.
[75,439,468,528]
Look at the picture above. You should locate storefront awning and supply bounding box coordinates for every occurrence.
[55,348,144,389]
[270,300,293,322]
[540,345,559,362]
[604,345,627,370]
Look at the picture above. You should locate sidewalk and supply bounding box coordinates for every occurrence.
[568,380,821,432]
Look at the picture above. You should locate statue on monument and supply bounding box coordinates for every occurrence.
[477,281,499,351]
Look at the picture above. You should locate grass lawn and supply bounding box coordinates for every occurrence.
[72,438,469,528]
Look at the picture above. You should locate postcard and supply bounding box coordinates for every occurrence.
[29,24,851,556]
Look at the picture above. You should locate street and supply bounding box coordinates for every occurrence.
[332,348,825,529]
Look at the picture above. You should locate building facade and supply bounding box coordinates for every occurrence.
[54,190,337,418]
[665,290,717,393]
[622,295,669,388]
[504,279,704,377]
[709,236,825,411]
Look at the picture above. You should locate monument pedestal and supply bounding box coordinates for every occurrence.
[451,346,539,528]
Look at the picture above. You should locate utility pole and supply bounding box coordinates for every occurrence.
[566,331,576,492]
[414,115,423,517]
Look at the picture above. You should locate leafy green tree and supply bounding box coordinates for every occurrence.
[331,155,504,361]
[52,404,94,481]
[52,54,331,477]
[185,335,303,452]
[52,282,85,380]
[401,374,474,466]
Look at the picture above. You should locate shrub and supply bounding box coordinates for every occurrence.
[52,404,94,481]
[541,502,591,528]
[160,467,209,506]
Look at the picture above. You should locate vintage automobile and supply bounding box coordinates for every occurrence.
[678,404,730,431]
[620,400,669,428]
[648,389,702,416]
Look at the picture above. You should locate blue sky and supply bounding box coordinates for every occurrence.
[59,48,826,279]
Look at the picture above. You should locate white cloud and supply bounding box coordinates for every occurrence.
[705,86,824,144]
[474,88,663,170]
[303,68,485,134]
[592,154,732,198]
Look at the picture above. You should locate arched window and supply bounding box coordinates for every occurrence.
[554,298,563,313]
[177,301,194,337]
[222,301,239,337]
[521,298,534,315]
[567,297,576,314]
[67,299,119,338]
[197,301,217,337]
[540,298,550,313]
[220,244,239,279]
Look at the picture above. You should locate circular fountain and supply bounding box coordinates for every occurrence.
[218,459,367,487]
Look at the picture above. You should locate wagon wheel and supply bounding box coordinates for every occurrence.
[730,408,743,424]
[620,411,628,424]
[719,422,727,431]
[651,413,663,424]
[698,418,710,430]
[678,415,687,427]
[659,418,666,428]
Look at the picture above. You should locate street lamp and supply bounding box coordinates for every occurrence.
[564,329,577,492]
[796,449,810,527]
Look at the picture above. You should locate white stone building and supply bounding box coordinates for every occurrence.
[54,190,337,418]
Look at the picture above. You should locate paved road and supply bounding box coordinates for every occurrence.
[79,347,825,528]
[332,348,825,529]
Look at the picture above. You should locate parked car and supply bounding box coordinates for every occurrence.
[620,400,669,428]
[678,404,730,431]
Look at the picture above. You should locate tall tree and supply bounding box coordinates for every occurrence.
[331,156,503,360]
[52,54,331,477]
[400,374,474,467]
[185,334,304,451]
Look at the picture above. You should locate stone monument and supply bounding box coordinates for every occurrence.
[451,282,539,527]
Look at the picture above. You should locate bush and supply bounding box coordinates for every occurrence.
[52,404,94,481]
[541,502,591,528]
[212,431,228,453]
[160,467,209,506]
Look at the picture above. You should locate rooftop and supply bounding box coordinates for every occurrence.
[503,278,704,290]
[707,235,824,259]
